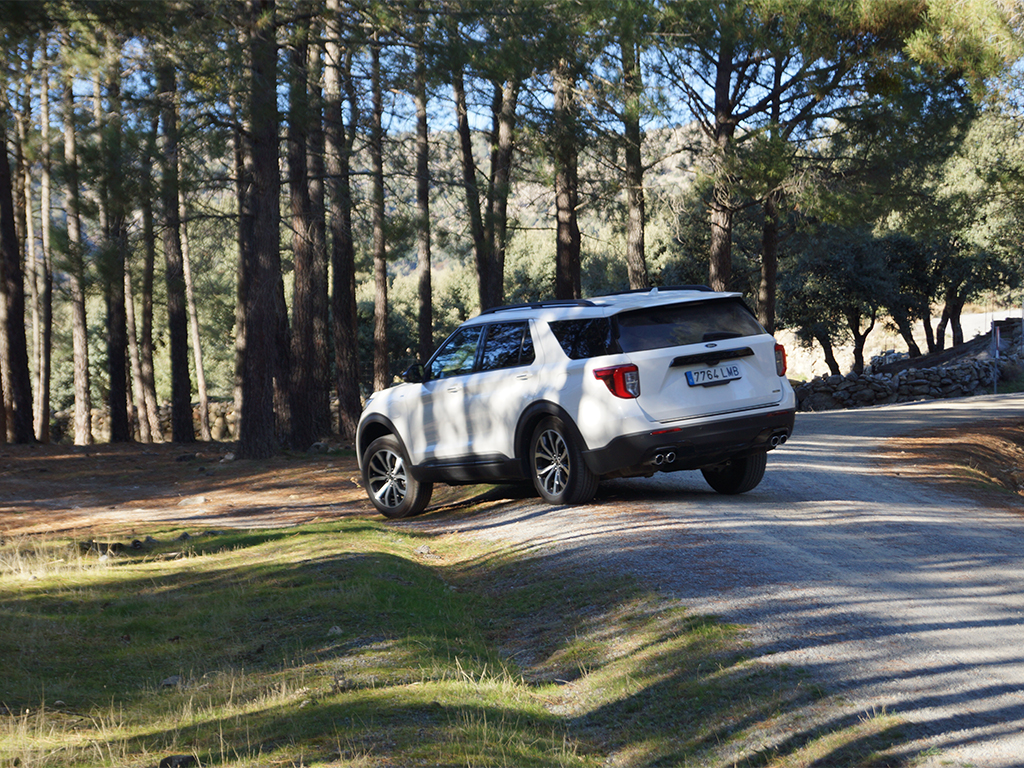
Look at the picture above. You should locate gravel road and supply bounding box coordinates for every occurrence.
[409,393,1024,767]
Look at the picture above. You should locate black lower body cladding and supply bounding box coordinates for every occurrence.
[583,408,796,477]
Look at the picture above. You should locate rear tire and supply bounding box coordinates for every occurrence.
[701,452,767,495]
[529,416,598,505]
[362,435,433,518]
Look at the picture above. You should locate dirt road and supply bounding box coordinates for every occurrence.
[408,393,1024,767]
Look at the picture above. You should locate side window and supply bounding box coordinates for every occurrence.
[548,318,616,359]
[428,326,483,379]
[480,322,535,372]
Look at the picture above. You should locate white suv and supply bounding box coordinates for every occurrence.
[357,287,795,517]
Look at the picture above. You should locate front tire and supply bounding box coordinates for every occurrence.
[362,435,433,518]
[701,451,767,495]
[529,416,598,505]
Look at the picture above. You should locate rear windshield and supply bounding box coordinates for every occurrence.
[549,299,764,359]
[615,299,764,352]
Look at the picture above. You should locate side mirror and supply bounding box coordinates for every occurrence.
[402,363,425,383]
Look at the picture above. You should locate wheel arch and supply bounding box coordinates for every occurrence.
[514,401,589,475]
[357,415,402,468]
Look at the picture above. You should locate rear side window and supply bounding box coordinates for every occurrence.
[480,322,535,371]
[549,318,616,359]
[616,299,764,352]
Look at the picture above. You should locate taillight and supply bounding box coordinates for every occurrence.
[774,343,787,377]
[594,364,641,398]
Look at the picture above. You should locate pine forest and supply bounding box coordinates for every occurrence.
[1,0,1023,458]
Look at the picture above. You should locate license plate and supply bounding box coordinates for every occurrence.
[686,364,741,387]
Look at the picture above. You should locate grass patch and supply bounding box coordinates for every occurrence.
[1,520,911,767]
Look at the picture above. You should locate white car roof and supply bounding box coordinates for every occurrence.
[465,287,743,325]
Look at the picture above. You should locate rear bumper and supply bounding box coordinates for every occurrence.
[583,408,796,476]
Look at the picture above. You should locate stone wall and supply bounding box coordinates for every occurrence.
[794,317,1023,412]
[794,360,1006,411]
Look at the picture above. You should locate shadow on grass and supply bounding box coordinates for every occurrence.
[1,520,933,767]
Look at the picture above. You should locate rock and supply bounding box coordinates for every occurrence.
[158,756,197,768]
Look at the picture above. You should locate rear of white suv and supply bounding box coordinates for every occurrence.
[357,287,795,517]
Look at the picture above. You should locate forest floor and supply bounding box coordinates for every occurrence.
[1,417,1022,538]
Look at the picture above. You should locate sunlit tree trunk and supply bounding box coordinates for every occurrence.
[708,36,737,292]
[19,64,42,439]
[324,0,361,439]
[103,63,131,443]
[452,68,491,309]
[553,57,581,300]
[370,35,389,392]
[621,32,649,290]
[138,113,163,441]
[178,182,210,440]
[230,81,249,428]
[34,43,53,442]
[125,262,150,442]
[157,60,194,443]
[305,27,331,439]
[414,7,433,363]
[488,79,517,306]
[62,67,92,445]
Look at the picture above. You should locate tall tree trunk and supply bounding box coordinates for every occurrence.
[0,106,33,443]
[19,67,41,439]
[124,261,150,441]
[178,184,210,440]
[305,29,331,439]
[35,43,53,442]
[138,113,162,441]
[324,1,361,439]
[621,33,649,290]
[370,35,389,392]
[104,65,131,442]
[13,62,29,264]
[414,8,433,363]
[157,61,194,443]
[452,68,492,310]
[708,36,737,292]
[487,79,517,306]
[63,74,91,445]
[238,0,283,459]
[289,17,318,449]
[231,84,249,428]
[759,191,780,334]
[553,58,581,300]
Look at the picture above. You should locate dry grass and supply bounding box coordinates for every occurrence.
[876,419,1024,510]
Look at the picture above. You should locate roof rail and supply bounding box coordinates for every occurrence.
[602,284,713,296]
[480,299,597,315]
